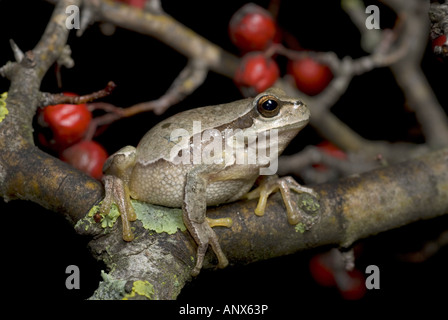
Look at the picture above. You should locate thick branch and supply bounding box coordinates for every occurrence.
[81,148,448,300]
[2,146,103,224]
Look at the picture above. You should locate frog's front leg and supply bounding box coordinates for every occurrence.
[100,175,137,241]
[245,175,319,227]
[183,166,231,276]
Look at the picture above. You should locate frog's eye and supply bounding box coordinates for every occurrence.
[257,95,280,118]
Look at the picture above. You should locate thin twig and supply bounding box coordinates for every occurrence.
[9,39,24,63]
[85,59,208,139]
[38,81,117,107]
[123,59,208,116]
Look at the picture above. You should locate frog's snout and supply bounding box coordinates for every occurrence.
[296,101,310,120]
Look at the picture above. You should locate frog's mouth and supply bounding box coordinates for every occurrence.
[255,118,309,134]
[281,118,309,131]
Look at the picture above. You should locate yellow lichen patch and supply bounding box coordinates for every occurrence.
[0,92,9,122]
[100,203,120,228]
[294,223,306,234]
[123,280,154,300]
[87,203,100,218]
[300,194,321,214]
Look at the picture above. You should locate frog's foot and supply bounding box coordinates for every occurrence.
[188,219,229,277]
[206,217,233,228]
[100,175,137,242]
[245,175,319,226]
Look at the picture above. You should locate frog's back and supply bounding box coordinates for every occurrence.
[135,97,253,164]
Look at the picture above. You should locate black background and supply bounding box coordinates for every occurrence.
[0,0,447,312]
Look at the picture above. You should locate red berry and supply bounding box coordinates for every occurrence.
[229,4,276,52]
[288,57,333,96]
[309,254,337,287]
[336,268,366,300]
[317,141,346,159]
[234,53,279,94]
[40,92,92,150]
[60,141,108,180]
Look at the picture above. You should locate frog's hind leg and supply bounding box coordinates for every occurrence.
[183,165,229,276]
[184,219,229,276]
[100,175,135,241]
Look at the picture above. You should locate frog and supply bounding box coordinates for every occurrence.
[99,87,318,276]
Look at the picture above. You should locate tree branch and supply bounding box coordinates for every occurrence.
[38,81,116,107]
[78,148,448,299]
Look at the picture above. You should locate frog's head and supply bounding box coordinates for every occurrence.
[227,87,309,174]
[249,87,309,139]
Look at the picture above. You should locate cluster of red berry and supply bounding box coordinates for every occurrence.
[230,4,333,96]
[37,93,108,180]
